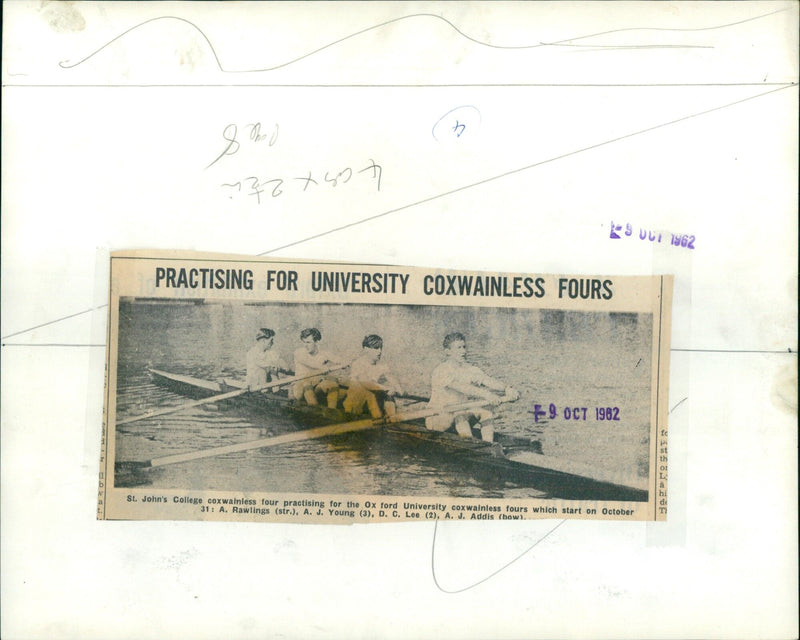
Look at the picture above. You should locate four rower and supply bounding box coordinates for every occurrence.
[292,328,344,409]
[246,328,290,390]
[244,328,518,439]
[425,332,518,442]
[343,335,404,419]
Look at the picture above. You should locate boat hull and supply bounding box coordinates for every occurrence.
[145,368,648,501]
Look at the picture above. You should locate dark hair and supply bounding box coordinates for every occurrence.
[362,334,383,349]
[257,328,275,341]
[443,332,466,349]
[300,328,321,342]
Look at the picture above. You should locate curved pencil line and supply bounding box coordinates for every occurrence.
[58,8,784,74]
[59,16,226,71]
[231,13,525,73]
[547,7,787,44]
[669,397,688,414]
[431,519,567,593]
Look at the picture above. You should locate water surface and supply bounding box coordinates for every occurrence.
[115,300,653,499]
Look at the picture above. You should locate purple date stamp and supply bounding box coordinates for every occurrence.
[609,221,696,249]
[531,403,620,423]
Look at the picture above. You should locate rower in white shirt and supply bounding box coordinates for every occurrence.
[426,332,518,442]
[343,334,404,419]
[246,328,290,390]
[292,327,344,408]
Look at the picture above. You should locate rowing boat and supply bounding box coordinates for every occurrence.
[143,368,535,444]
[123,368,648,501]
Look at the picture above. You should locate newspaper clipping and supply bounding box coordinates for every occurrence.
[99,251,672,523]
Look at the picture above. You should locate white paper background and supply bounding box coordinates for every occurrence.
[2,2,797,638]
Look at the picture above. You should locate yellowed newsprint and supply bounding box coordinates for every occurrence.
[98,250,672,523]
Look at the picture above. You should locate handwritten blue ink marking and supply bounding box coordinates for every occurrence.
[432,105,481,142]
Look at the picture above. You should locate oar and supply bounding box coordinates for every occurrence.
[395,392,431,403]
[116,366,347,426]
[335,379,429,405]
[122,397,513,469]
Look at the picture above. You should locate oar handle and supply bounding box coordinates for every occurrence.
[249,363,348,392]
[387,395,514,423]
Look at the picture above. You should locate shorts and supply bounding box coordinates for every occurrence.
[425,408,492,432]
[292,376,340,400]
[343,384,392,416]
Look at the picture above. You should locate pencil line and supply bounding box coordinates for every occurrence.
[1,305,107,340]
[551,7,788,43]
[59,16,225,71]
[669,397,689,414]
[5,83,795,89]
[654,276,663,516]
[569,45,713,52]
[1,343,106,347]
[258,82,796,256]
[431,519,567,593]
[1,342,792,354]
[671,348,794,354]
[57,8,788,75]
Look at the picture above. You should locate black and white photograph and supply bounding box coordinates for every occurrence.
[100,252,671,522]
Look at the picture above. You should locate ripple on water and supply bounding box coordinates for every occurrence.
[114,302,653,498]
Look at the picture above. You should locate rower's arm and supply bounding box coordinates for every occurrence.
[381,372,404,395]
[447,379,500,401]
[479,374,506,392]
[474,372,519,401]
[272,366,294,380]
[319,354,345,369]
[274,358,291,375]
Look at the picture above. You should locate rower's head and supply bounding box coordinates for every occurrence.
[443,332,467,361]
[362,334,383,363]
[300,328,322,354]
[256,328,275,351]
